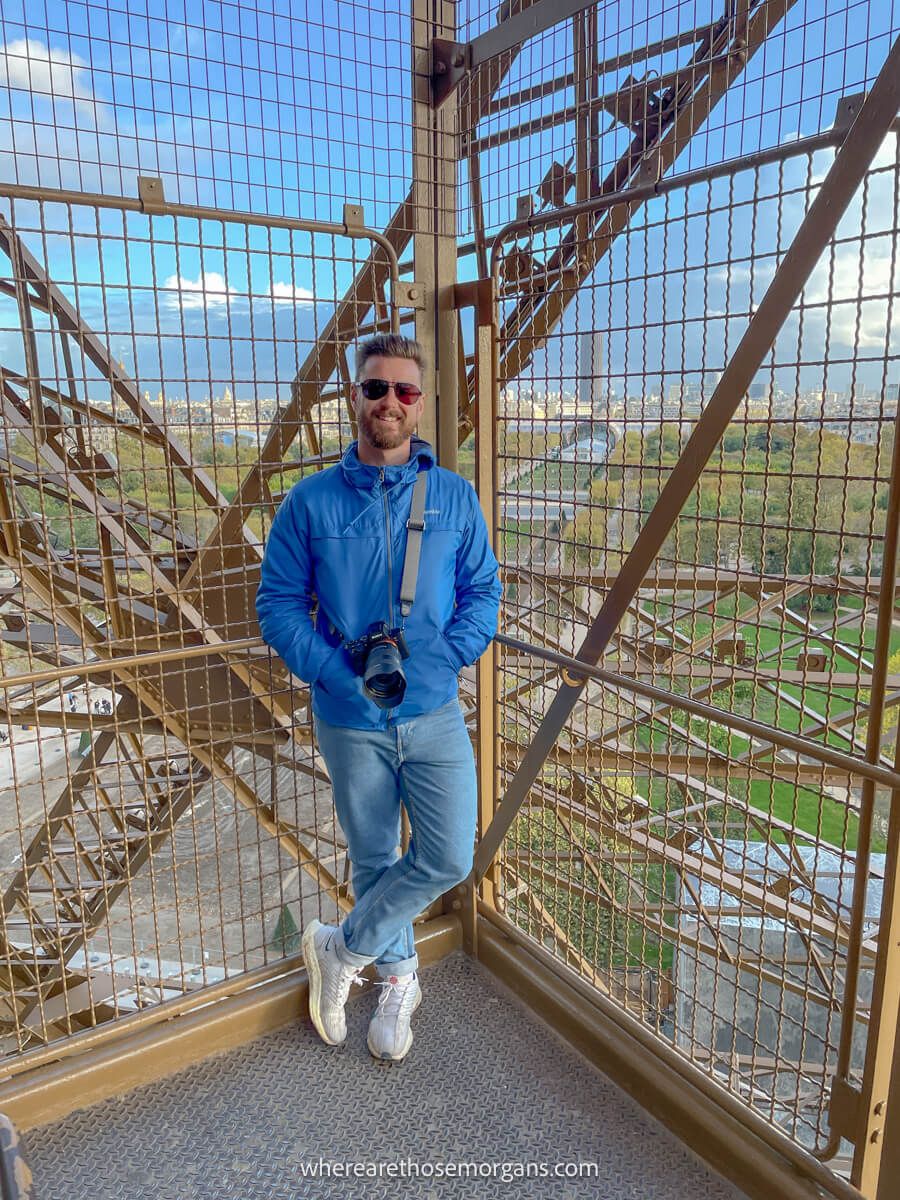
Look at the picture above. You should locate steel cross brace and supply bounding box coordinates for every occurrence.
[432,0,598,106]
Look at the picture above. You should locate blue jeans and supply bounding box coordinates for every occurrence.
[312,698,477,978]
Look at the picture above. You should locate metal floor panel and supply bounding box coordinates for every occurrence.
[24,952,746,1199]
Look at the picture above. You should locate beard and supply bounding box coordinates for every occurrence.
[358,407,416,449]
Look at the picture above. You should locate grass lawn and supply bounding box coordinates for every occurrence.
[501,576,888,979]
[626,589,890,851]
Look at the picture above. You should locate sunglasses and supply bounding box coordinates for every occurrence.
[356,378,423,405]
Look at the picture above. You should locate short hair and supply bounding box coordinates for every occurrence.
[354,334,426,382]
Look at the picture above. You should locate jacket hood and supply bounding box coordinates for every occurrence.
[340,436,435,492]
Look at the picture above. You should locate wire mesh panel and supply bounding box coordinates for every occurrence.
[0,193,415,1057]
[466,0,900,1179]
[0,0,416,231]
[0,0,445,1065]
[0,0,495,1066]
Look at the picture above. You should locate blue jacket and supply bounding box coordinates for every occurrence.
[255,437,501,729]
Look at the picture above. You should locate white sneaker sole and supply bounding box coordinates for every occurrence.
[367,988,422,1063]
[302,919,343,1046]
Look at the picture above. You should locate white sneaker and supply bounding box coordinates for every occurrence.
[302,919,368,1045]
[367,972,423,1063]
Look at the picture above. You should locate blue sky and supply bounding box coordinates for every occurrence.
[0,0,412,222]
[0,1,897,406]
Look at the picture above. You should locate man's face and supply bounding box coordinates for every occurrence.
[353,355,424,451]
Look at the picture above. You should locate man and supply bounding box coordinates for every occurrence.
[255,333,501,1063]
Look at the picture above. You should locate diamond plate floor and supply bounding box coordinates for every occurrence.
[24,952,747,1199]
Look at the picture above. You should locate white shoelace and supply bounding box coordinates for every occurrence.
[327,966,366,1006]
[374,975,419,1020]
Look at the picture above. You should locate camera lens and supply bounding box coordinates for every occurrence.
[364,639,407,709]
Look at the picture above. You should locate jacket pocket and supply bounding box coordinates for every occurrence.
[316,644,362,701]
[403,630,461,688]
[438,631,464,672]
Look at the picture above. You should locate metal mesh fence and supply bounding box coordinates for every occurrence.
[0,187,416,1055]
[0,0,470,1066]
[0,0,429,1062]
[478,0,900,1173]
[0,0,416,230]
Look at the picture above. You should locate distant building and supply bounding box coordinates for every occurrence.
[576,330,605,417]
[556,421,616,467]
[703,370,722,395]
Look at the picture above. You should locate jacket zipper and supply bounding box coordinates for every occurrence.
[379,468,394,627]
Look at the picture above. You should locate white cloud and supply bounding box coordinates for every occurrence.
[708,134,899,354]
[0,38,107,127]
[270,281,315,305]
[162,272,237,310]
[802,134,898,350]
[160,273,316,311]
[803,235,896,349]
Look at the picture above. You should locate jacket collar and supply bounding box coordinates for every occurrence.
[340,436,435,492]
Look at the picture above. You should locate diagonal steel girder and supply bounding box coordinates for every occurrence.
[459,0,798,435]
[0,216,224,513]
[0,252,350,1033]
[474,32,900,883]
[0,527,348,1037]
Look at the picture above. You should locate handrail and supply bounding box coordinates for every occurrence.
[0,181,402,334]
[4,630,899,792]
[491,633,900,790]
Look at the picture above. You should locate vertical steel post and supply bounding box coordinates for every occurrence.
[439,277,500,952]
[854,722,900,1195]
[474,279,501,922]
[411,0,459,469]
[874,995,900,1200]
[803,380,900,1193]
[411,0,460,926]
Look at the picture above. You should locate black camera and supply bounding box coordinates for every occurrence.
[344,621,411,709]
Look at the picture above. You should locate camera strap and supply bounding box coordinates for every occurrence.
[398,470,428,621]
